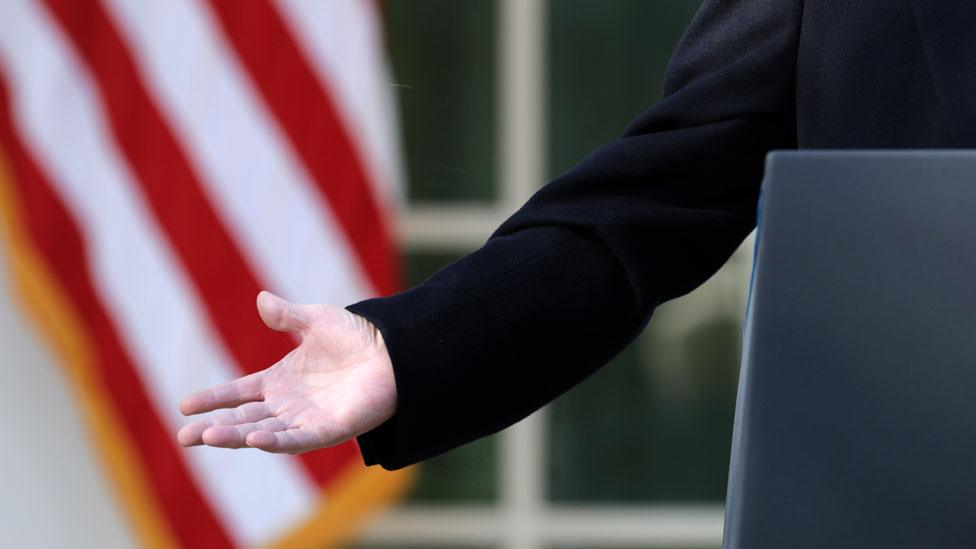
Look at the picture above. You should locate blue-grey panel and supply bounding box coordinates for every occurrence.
[725,151,976,548]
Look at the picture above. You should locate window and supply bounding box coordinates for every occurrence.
[357,1,753,547]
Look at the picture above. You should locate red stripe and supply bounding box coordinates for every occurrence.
[0,74,232,549]
[40,0,360,484]
[206,0,399,297]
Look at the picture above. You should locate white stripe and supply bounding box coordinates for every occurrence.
[102,0,373,304]
[274,0,405,209]
[0,2,315,545]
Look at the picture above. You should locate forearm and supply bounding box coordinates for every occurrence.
[350,224,644,468]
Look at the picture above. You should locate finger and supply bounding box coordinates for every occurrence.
[176,402,273,447]
[256,290,318,334]
[177,421,210,447]
[201,417,289,449]
[180,371,265,416]
[245,428,325,454]
[209,401,274,426]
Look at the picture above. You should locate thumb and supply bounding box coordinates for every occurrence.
[256,291,314,334]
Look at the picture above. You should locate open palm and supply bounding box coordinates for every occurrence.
[177,291,396,454]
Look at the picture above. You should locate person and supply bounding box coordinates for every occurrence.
[177,0,968,470]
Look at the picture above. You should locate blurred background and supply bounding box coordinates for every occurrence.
[0,0,754,548]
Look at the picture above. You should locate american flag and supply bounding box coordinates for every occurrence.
[0,0,411,546]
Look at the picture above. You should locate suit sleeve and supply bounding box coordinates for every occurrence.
[348,0,804,470]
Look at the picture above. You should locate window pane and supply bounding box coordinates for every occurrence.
[547,0,700,176]
[384,0,498,204]
[546,0,747,503]
[402,250,498,503]
[547,277,746,502]
[405,433,498,504]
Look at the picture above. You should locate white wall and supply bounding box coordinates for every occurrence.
[0,250,133,548]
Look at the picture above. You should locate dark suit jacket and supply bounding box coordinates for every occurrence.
[348,0,974,470]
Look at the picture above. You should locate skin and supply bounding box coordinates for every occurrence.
[177,291,396,455]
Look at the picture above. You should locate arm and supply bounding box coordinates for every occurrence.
[352,0,804,469]
[177,0,803,468]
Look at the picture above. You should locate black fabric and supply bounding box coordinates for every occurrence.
[349,0,966,470]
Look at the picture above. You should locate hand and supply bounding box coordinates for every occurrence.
[177,291,396,454]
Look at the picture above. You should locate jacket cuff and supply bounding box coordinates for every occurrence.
[355,415,397,467]
[346,299,414,470]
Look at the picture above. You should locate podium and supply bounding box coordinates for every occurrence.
[724,152,976,548]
